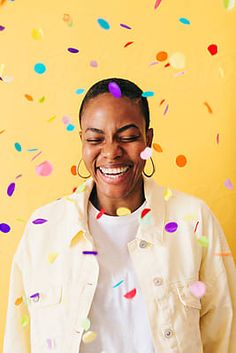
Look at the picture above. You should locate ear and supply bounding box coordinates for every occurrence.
[146,128,153,148]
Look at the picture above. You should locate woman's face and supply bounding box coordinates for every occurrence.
[80,93,153,201]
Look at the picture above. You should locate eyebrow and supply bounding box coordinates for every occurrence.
[85,124,140,134]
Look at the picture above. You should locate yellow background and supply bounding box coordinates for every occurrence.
[0,0,235,349]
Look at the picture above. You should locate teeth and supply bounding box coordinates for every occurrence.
[99,166,129,175]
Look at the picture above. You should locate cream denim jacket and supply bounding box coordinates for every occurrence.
[3,177,236,353]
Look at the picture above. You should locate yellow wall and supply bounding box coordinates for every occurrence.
[0,0,235,349]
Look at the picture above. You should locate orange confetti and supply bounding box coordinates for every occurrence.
[216,133,220,144]
[71,165,77,176]
[124,41,134,48]
[15,296,23,306]
[153,143,163,152]
[0,129,5,135]
[214,252,232,257]
[203,102,213,113]
[159,99,165,106]
[156,51,168,61]
[176,155,187,167]
[25,94,33,101]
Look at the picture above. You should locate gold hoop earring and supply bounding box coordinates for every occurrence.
[77,159,91,179]
[143,157,155,178]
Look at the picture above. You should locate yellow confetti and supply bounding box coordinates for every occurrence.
[81,318,91,331]
[116,207,131,216]
[64,197,76,203]
[15,296,23,306]
[21,314,29,328]
[197,236,209,247]
[48,252,58,264]
[38,96,45,103]
[47,115,56,122]
[32,28,44,40]
[76,184,87,193]
[82,331,97,344]
[70,230,85,247]
[164,187,172,201]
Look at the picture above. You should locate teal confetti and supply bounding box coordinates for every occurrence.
[34,63,46,74]
[75,88,85,95]
[14,142,22,152]
[142,91,155,97]
[66,124,75,131]
[179,17,191,25]
[97,18,110,30]
[113,280,124,288]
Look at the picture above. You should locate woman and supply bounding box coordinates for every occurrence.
[3,78,236,353]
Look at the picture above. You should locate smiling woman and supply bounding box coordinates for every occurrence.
[3,78,236,353]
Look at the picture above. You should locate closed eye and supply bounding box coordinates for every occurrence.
[119,136,140,142]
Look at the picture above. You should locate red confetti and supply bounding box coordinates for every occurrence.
[194,221,199,233]
[216,133,220,144]
[159,99,165,106]
[124,41,134,48]
[154,0,162,9]
[164,63,170,68]
[207,44,218,56]
[141,208,151,218]
[124,288,136,299]
[96,208,105,219]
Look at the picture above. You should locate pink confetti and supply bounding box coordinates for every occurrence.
[189,281,206,298]
[224,178,234,190]
[90,60,98,67]
[154,0,162,9]
[140,147,152,160]
[31,151,42,161]
[124,288,136,299]
[32,218,48,224]
[96,208,105,219]
[163,104,169,115]
[36,161,53,176]
[7,182,15,197]
[62,116,71,125]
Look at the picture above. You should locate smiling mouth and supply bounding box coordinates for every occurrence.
[98,165,131,179]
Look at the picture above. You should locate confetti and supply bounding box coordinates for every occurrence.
[38,96,45,103]
[169,52,186,69]
[31,151,42,161]
[141,208,151,218]
[48,252,58,264]
[216,133,220,144]
[165,222,178,233]
[154,0,162,10]
[70,231,85,246]
[164,62,170,68]
[67,47,79,54]
[32,218,48,224]
[159,99,165,106]
[66,124,75,131]
[82,331,97,344]
[90,60,98,67]
[207,44,218,56]
[46,338,55,349]
[96,208,105,219]
[24,94,33,101]
[183,214,198,222]
[71,165,77,175]
[14,142,22,152]
[7,182,15,197]
[63,13,73,25]
[197,236,209,247]
[124,41,134,48]
[36,161,53,176]
[97,18,110,30]
[189,281,206,298]
[48,115,56,122]
[176,155,187,167]
[156,51,168,61]
[113,280,124,288]
[223,0,235,10]
[153,143,163,152]
[30,292,40,302]
[76,184,87,193]
[164,187,172,201]
[149,61,159,66]
[140,147,152,160]
[214,252,232,256]
[194,221,199,233]
[108,82,122,98]
[82,251,98,255]
[179,17,191,25]
[32,28,44,40]
[124,288,136,299]
[21,314,29,328]
[14,296,23,306]
[224,178,234,190]
[34,63,46,74]
[203,102,213,113]
[75,88,85,95]
[142,91,154,97]
[116,207,131,216]
[0,129,5,134]
[0,223,11,233]
[120,23,132,30]
[174,71,186,77]
[81,318,91,331]
[163,104,169,115]
[0,25,5,31]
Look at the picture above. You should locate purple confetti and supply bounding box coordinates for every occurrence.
[67,47,79,54]
[7,182,15,197]
[163,104,169,115]
[82,251,98,255]
[120,23,132,30]
[165,222,178,233]
[0,223,11,233]
[108,82,122,98]
[0,25,5,31]
[32,218,48,224]
[30,292,40,301]
[224,178,234,190]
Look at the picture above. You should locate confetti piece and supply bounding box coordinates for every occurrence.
[169,52,186,69]
[164,62,170,68]
[207,44,218,56]
[124,288,136,299]
[149,61,159,66]
[164,187,172,201]
[75,88,85,95]
[174,70,186,77]
[224,178,234,190]
[36,161,53,176]
[21,314,29,328]
[160,99,165,106]
[34,63,46,74]
[7,182,15,197]
[165,222,178,233]
[142,91,154,97]
[223,0,235,10]
[82,331,97,343]
[194,221,199,233]
[0,25,5,31]
[24,94,33,101]
[153,143,163,152]
[116,207,131,216]
[113,280,124,288]
[32,28,44,40]
[96,208,105,219]
[46,338,55,349]
[141,208,151,218]
[48,252,58,264]
[67,47,79,54]
[15,296,23,306]
[156,51,168,61]
[31,151,42,161]
[70,231,85,246]
[0,223,11,233]
[189,281,206,298]
[81,318,91,331]
[179,17,191,25]
[124,41,134,48]
[76,184,87,193]
[108,82,122,98]
[176,155,187,167]
[63,13,73,24]
[203,102,213,113]
[30,292,40,302]
[38,96,45,103]
[71,165,77,175]
[0,129,5,134]
[197,236,209,247]
[163,104,169,115]
[48,115,56,122]
[66,124,75,131]
[120,23,132,29]
[140,147,152,160]
[32,218,48,224]
[14,142,22,152]
[214,252,232,256]
[97,18,110,30]
[154,0,162,10]
[82,251,98,255]
[216,133,220,144]
[90,60,98,67]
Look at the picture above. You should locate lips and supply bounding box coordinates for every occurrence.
[96,164,132,182]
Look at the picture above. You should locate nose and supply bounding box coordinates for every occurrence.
[101,141,123,159]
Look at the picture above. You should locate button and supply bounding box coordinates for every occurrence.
[139,240,148,248]
[164,329,174,338]
[153,277,163,286]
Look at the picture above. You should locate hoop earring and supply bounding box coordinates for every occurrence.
[77,159,91,179]
[143,157,155,178]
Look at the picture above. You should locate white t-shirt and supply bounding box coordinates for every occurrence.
[79,201,156,353]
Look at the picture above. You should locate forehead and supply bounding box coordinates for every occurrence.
[81,93,146,130]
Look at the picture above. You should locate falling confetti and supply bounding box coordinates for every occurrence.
[140,147,152,160]
[160,99,165,106]
[156,51,168,62]
[81,318,91,331]
[214,252,232,256]
[36,161,53,176]
[67,47,79,54]
[216,133,220,144]
[30,292,40,302]
[176,155,187,167]
[32,218,48,224]
[14,142,22,152]
[163,187,172,201]
[97,18,110,30]
[96,208,105,219]
[90,60,98,67]
[113,280,124,288]
[154,0,162,10]
[48,115,56,122]
[194,221,199,233]
[48,252,58,264]
[38,96,45,103]
[21,315,30,328]
[197,236,209,247]
[207,44,218,56]
[63,13,73,25]
[0,129,5,134]
[153,143,163,152]
[82,331,97,344]
[124,288,136,299]
[224,178,234,190]
[7,182,15,197]
[32,28,44,40]
[70,231,85,246]
[46,339,55,350]
[164,62,170,68]
[189,281,206,298]
[163,104,169,115]
[14,296,23,306]
[24,94,33,101]
[66,124,75,131]
[223,0,235,9]
[141,208,151,218]
[75,88,85,95]
[76,184,87,193]
[165,222,178,233]
[116,207,131,216]
[203,102,213,113]
[34,63,46,74]
[82,251,98,255]
[124,41,134,48]
[179,17,191,25]
[142,91,154,97]
[120,23,132,30]
[0,223,11,233]
[31,151,42,161]
[108,82,122,98]
[71,165,77,176]
[169,52,186,69]
[0,25,5,31]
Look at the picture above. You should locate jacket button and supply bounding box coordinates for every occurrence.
[139,240,148,248]
[153,277,163,286]
[164,329,174,338]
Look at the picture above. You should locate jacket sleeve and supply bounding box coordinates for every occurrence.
[199,203,236,353]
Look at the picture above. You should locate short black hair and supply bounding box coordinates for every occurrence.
[78,78,150,131]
